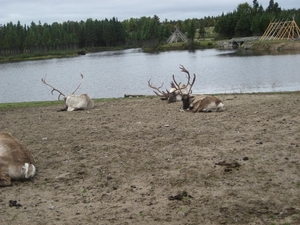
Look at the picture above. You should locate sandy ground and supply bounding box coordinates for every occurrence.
[0,93,299,225]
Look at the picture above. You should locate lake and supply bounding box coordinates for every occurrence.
[0,48,300,103]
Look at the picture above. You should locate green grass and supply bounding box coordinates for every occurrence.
[0,46,132,63]
[0,96,152,110]
[158,40,217,51]
[0,100,62,110]
[12,214,18,220]
[0,51,79,63]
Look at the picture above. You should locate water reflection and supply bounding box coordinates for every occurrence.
[88,48,143,58]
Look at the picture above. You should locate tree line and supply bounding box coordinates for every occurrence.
[0,0,299,56]
[215,0,300,38]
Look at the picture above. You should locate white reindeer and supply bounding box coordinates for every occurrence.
[173,65,225,112]
[42,74,95,111]
[0,132,36,187]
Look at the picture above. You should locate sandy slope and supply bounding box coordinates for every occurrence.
[0,93,299,225]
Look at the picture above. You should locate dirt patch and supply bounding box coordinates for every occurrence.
[1,93,300,225]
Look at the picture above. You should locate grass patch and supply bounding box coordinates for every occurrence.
[158,40,217,51]
[0,100,62,110]
[0,51,79,63]
[0,46,129,63]
[250,39,300,51]
[0,96,154,110]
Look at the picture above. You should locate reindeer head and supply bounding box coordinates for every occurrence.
[147,79,170,101]
[172,65,196,109]
[148,66,193,103]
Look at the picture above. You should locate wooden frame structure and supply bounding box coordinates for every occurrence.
[260,19,300,41]
[166,28,188,43]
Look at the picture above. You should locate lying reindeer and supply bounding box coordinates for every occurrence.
[0,132,36,187]
[173,65,225,112]
[147,65,194,103]
[42,74,95,111]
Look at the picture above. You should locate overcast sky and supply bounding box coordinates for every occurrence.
[0,0,298,26]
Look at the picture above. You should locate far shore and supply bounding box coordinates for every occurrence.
[1,39,300,63]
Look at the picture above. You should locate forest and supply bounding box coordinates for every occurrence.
[0,0,299,56]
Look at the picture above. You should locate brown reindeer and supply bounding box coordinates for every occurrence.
[0,132,36,187]
[147,65,194,103]
[42,74,94,111]
[172,65,225,112]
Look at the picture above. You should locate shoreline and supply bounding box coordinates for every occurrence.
[1,91,299,109]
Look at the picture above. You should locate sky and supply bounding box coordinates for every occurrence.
[0,0,298,26]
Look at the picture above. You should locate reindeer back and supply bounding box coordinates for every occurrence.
[0,132,35,165]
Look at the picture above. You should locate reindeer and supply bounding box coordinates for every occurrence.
[41,74,95,111]
[0,132,36,187]
[147,65,194,103]
[172,65,225,112]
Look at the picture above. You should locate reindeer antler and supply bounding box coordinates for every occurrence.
[179,65,196,94]
[173,65,196,96]
[41,75,65,100]
[72,74,84,94]
[172,74,184,96]
[147,79,169,99]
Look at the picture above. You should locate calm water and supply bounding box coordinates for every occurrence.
[1,48,300,103]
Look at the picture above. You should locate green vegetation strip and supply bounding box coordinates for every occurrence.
[0,96,150,110]
[0,101,62,110]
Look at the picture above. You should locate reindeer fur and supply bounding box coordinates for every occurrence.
[171,65,225,113]
[42,74,95,112]
[64,94,95,111]
[0,132,36,187]
[182,95,225,112]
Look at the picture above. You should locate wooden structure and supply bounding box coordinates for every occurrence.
[260,19,300,41]
[166,28,188,43]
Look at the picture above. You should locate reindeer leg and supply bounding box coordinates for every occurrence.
[0,166,11,187]
[194,105,205,113]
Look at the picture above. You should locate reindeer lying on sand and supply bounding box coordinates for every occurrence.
[172,65,225,112]
[0,132,36,187]
[147,68,194,103]
[42,74,94,111]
